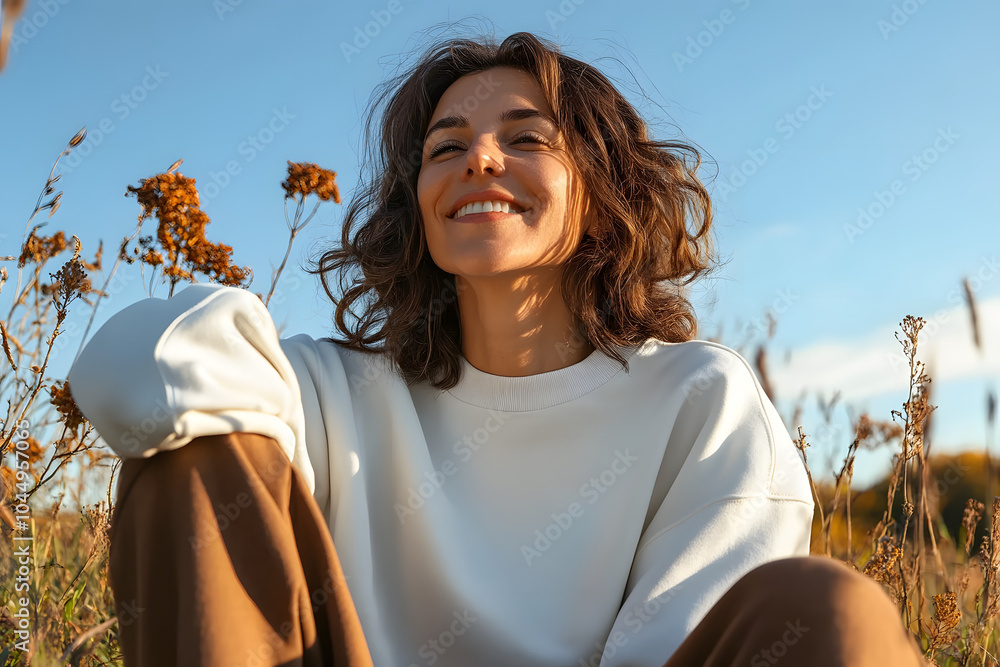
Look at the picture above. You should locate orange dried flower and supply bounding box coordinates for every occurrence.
[933,592,961,631]
[0,466,17,505]
[18,230,67,268]
[48,255,92,315]
[281,161,340,202]
[963,499,985,557]
[50,380,87,432]
[82,239,103,272]
[68,127,87,148]
[124,170,251,289]
[141,248,163,266]
[863,537,903,584]
[18,436,45,466]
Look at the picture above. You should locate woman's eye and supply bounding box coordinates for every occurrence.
[428,133,550,159]
[513,133,548,146]
[428,143,461,158]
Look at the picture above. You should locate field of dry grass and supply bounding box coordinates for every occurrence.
[0,129,997,666]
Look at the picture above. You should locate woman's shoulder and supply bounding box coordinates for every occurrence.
[630,337,761,389]
[280,335,404,395]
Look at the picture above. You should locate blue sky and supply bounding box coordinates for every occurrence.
[1,0,997,488]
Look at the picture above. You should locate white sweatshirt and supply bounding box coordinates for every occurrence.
[68,283,814,667]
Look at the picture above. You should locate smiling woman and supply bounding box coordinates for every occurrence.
[418,66,602,373]
[69,29,927,667]
[314,31,715,387]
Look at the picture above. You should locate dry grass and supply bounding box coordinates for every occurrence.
[0,131,338,664]
[0,129,995,666]
[793,313,1000,665]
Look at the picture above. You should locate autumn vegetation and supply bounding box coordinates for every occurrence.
[0,129,996,666]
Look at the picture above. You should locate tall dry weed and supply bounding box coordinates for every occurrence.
[1,126,995,666]
[0,129,339,663]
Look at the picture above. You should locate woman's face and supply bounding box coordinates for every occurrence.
[417,66,593,280]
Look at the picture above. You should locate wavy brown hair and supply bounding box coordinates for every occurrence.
[312,29,715,390]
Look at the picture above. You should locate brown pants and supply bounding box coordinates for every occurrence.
[109,433,927,667]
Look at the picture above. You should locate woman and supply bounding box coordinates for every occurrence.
[70,31,925,666]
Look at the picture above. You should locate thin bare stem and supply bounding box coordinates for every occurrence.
[265,197,320,307]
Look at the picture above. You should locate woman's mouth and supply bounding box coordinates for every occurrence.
[449,200,528,221]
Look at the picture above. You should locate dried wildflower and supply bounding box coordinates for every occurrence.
[281,161,341,202]
[142,250,163,266]
[264,162,342,307]
[82,502,111,557]
[963,499,986,557]
[50,380,87,432]
[119,236,134,264]
[986,497,1000,621]
[854,413,904,449]
[980,533,992,577]
[81,239,103,272]
[44,192,63,218]
[124,169,251,291]
[18,229,67,267]
[933,592,961,631]
[863,536,903,584]
[890,316,936,462]
[16,436,45,466]
[929,591,962,651]
[0,320,15,371]
[963,276,982,352]
[0,466,16,502]
[68,127,87,147]
[48,250,92,317]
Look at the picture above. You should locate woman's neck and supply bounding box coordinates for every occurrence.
[455,269,594,377]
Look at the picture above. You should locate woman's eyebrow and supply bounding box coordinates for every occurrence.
[423,108,557,143]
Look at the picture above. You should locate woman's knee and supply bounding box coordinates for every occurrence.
[729,555,898,619]
[110,432,293,551]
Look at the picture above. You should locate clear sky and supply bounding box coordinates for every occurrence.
[1,0,997,488]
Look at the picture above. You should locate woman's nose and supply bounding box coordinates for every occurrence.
[463,137,505,178]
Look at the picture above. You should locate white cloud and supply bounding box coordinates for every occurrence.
[770,296,1000,401]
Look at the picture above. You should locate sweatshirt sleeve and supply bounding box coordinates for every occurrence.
[599,344,815,667]
[67,283,316,495]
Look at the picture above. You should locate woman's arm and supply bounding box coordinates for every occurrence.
[599,344,815,666]
[67,283,317,494]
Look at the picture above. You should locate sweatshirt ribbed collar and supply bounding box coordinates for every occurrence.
[446,342,645,412]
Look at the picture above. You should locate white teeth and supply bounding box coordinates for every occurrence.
[453,200,519,219]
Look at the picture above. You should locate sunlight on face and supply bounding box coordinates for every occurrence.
[416,67,593,282]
